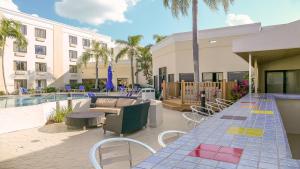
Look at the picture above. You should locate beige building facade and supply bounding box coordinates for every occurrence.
[152,21,300,94]
[0,8,145,94]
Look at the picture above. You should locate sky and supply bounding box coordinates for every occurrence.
[1,0,300,45]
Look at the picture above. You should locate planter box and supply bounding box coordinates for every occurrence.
[148,99,163,128]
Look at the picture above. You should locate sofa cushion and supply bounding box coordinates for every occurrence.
[115,98,136,108]
[89,107,121,114]
[95,98,117,107]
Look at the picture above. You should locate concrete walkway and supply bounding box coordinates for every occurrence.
[0,108,190,169]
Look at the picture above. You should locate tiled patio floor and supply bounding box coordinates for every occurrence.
[0,108,189,169]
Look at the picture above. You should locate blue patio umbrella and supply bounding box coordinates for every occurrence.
[106,65,114,92]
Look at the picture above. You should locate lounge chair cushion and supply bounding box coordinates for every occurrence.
[89,107,121,114]
[115,98,136,108]
[95,98,117,108]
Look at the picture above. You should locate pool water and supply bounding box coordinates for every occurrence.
[0,94,88,108]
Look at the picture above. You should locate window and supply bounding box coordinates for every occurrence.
[69,50,78,59]
[82,38,90,48]
[227,71,248,82]
[69,35,77,45]
[13,41,27,53]
[202,72,223,82]
[35,62,47,72]
[36,80,47,88]
[14,79,27,89]
[14,61,27,71]
[20,24,27,35]
[69,65,78,73]
[179,73,194,82]
[35,45,46,55]
[70,80,78,84]
[168,74,174,82]
[35,28,46,39]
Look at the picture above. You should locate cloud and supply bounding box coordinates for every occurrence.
[0,0,19,11]
[55,0,140,25]
[81,27,98,33]
[31,14,39,17]
[226,13,254,26]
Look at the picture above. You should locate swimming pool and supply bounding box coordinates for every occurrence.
[0,93,89,108]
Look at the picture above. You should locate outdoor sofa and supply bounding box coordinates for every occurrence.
[103,101,150,135]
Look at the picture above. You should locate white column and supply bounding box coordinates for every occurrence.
[254,59,258,93]
[249,53,252,94]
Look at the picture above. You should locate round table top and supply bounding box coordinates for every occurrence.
[67,112,104,119]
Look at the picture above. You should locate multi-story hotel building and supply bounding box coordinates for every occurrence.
[0,8,145,94]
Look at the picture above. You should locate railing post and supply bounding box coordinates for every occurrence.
[181,80,185,104]
[222,79,226,99]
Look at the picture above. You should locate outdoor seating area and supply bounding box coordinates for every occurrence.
[1,1,300,169]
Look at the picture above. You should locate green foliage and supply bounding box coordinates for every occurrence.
[137,46,153,85]
[50,106,73,123]
[153,34,167,43]
[44,87,57,93]
[0,91,5,95]
[116,35,143,88]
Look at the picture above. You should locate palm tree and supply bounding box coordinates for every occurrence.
[77,40,110,90]
[153,34,167,43]
[137,46,153,85]
[116,35,143,88]
[0,18,27,94]
[163,0,234,82]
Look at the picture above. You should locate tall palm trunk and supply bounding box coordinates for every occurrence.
[192,0,200,82]
[135,61,139,84]
[0,38,8,94]
[130,55,135,89]
[95,57,99,89]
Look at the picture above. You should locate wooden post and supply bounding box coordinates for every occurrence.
[181,80,185,104]
[222,79,226,99]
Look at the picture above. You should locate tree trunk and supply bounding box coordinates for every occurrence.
[135,60,139,84]
[130,55,135,89]
[95,57,99,90]
[0,38,8,94]
[192,0,199,82]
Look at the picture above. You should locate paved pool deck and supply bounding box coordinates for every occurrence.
[134,94,300,169]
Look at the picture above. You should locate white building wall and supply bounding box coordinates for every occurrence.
[2,11,54,93]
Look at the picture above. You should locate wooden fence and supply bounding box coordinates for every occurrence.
[162,80,237,105]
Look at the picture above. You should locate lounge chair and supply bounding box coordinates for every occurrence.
[79,85,85,92]
[65,85,72,92]
[19,87,29,95]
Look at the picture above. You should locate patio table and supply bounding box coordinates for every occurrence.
[66,112,104,130]
[133,94,300,169]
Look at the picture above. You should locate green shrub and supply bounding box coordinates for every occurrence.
[0,91,5,95]
[44,87,57,93]
[50,106,73,123]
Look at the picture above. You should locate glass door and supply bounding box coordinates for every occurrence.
[266,71,284,93]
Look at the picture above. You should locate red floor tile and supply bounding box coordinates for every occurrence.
[189,144,243,164]
[188,149,216,159]
[214,153,241,164]
[219,147,243,156]
[195,144,220,152]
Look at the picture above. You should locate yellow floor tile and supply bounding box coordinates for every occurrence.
[226,127,245,135]
[226,127,264,137]
[245,128,264,137]
[252,110,274,115]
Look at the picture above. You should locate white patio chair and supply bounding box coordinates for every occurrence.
[216,98,234,109]
[206,101,222,113]
[89,138,156,169]
[158,130,186,148]
[182,105,213,128]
